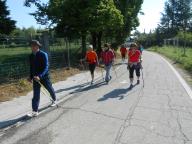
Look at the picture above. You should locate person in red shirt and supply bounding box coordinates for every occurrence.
[127,43,142,88]
[85,45,98,84]
[100,43,115,83]
[120,44,127,61]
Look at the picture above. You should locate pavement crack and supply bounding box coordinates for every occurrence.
[15,109,67,144]
[113,88,144,144]
[58,106,125,121]
[166,92,190,144]
[176,115,190,144]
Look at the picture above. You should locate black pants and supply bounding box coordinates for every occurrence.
[128,63,140,79]
[121,53,126,59]
[89,63,96,75]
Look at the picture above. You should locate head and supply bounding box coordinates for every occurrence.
[129,43,138,51]
[88,44,93,51]
[121,44,125,48]
[30,40,41,53]
[104,43,110,51]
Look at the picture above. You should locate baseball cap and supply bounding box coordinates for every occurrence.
[30,40,42,47]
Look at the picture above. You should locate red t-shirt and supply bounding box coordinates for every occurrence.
[101,49,114,65]
[128,50,141,63]
[120,47,127,54]
[86,51,97,64]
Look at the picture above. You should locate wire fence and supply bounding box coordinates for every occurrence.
[0,37,82,84]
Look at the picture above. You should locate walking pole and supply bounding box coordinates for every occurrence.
[100,66,104,81]
[112,64,118,78]
[36,80,59,107]
[80,59,85,70]
[141,68,144,88]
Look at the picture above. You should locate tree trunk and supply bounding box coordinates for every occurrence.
[97,31,102,53]
[91,32,97,50]
[81,33,86,57]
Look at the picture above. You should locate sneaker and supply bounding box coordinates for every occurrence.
[27,111,39,117]
[50,100,58,107]
[129,84,133,89]
[137,80,140,84]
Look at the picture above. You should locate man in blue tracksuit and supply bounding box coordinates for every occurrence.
[28,40,56,117]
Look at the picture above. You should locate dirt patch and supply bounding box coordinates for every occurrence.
[0,67,80,102]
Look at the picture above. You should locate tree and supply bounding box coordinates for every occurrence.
[0,0,16,35]
[25,0,123,54]
[114,0,144,44]
[160,0,192,38]
[24,0,143,52]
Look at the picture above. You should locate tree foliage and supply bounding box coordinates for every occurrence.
[0,0,16,35]
[159,0,192,38]
[24,0,143,52]
[114,0,143,43]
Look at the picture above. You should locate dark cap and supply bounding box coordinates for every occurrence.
[30,40,42,47]
[130,43,137,48]
[104,43,110,48]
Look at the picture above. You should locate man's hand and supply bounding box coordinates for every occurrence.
[34,76,40,81]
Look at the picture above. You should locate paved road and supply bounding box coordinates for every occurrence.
[1,51,192,144]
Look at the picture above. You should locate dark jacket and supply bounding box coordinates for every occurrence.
[29,50,49,80]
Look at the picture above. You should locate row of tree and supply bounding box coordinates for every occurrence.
[24,0,143,54]
[136,0,192,48]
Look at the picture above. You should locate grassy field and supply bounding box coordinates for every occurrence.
[0,43,80,63]
[148,46,192,72]
[0,42,82,102]
[0,42,82,84]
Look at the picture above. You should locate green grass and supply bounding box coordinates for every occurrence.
[0,42,81,63]
[148,46,192,72]
[0,43,82,84]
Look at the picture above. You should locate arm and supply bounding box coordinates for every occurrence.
[38,53,49,78]
[95,52,99,65]
[29,55,33,81]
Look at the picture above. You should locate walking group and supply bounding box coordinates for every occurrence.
[27,40,143,117]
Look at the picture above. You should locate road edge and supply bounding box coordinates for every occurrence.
[152,52,192,99]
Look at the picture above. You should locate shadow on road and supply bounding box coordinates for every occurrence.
[55,82,90,93]
[71,80,107,94]
[97,84,137,101]
[0,105,51,129]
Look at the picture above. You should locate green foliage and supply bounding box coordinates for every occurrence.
[149,46,192,71]
[159,0,192,38]
[24,0,143,51]
[114,0,144,44]
[0,0,16,35]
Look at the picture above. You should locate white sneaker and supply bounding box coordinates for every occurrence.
[27,111,39,117]
[50,100,58,107]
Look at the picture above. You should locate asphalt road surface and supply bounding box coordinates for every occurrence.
[1,51,192,144]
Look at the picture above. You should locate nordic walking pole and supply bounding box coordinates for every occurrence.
[112,64,118,78]
[35,80,59,107]
[100,66,104,81]
[141,67,144,88]
[80,59,85,70]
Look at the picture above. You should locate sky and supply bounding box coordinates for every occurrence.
[6,0,166,33]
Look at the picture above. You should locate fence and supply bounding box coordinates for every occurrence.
[0,37,82,84]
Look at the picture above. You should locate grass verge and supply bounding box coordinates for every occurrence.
[0,67,80,102]
[148,46,192,72]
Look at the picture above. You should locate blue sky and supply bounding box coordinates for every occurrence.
[7,0,166,33]
[137,0,166,33]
